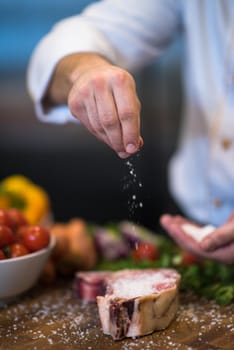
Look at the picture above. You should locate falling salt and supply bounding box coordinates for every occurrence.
[122,156,144,222]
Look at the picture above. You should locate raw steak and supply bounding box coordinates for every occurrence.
[74,271,111,302]
[75,268,181,339]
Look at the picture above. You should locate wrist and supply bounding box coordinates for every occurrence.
[43,52,110,109]
[69,53,111,83]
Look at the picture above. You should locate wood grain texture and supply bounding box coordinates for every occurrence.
[0,280,233,350]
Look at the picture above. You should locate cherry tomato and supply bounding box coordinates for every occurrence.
[21,225,50,252]
[132,242,159,262]
[181,251,200,266]
[10,243,29,258]
[0,209,14,230]
[0,249,6,259]
[7,209,28,231]
[16,225,29,241]
[0,225,15,248]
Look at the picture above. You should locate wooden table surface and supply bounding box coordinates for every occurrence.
[0,280,233,350]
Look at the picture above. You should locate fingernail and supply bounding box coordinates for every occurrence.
[118,152,129,159]
[126,143,137,153]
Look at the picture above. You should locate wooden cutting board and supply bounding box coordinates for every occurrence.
[0,280,233,350]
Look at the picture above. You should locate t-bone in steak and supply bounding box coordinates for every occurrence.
[75,268,181,340]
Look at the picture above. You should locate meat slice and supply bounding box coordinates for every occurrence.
[97,269,180,340]
[75,268,181,339]
[74,271,111,302]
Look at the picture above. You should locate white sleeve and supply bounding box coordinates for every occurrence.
[27,0,181,124]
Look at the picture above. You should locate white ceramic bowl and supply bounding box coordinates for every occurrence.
[0,235,55,302]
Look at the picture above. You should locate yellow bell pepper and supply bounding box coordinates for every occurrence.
[0,175,50,225]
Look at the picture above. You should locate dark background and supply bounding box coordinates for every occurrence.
[0,0,183,230]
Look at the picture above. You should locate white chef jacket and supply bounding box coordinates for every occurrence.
[27,0,234,226]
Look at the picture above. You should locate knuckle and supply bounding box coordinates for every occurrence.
[101,113,116,129]
[69,85,90,113]
[119,109,135,122]
[90,75,106,91]
[87,115,104,134]
[111,69,131,86]
[79,84,91,99]
[93,122,104,134]
[68,94,82,115]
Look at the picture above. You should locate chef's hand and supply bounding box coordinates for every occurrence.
[199,212,234,261]
[44,53,143,159]
[160,214,234,264]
